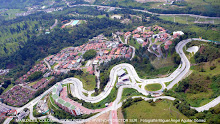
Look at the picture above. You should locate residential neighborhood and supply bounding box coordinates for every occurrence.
[0,85,35,106]
[0,69,9,76]
[0,33,134,107]
[45,34,133,75]
[124,25,184,57]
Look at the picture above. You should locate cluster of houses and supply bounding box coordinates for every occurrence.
[96,6,116,12]
[0,85,35,106]
[15,61,48,84]
[124,25,184,51]
[31,77,54,90]
[45,34,133,75]
[15,3,63,17]
[0,69,9,75]
[0,62,51,106]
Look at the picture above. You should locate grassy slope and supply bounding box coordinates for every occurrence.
[121,88,144,101]
[75,73,96,91]
[123,100,194,123]
[128,37,141,49]
[174,57,220,107]
[186,58,220,107]
[151,56,174,69]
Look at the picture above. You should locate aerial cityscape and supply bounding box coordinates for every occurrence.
[0,0,219,124]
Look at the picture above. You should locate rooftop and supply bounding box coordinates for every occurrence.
[117,69,126,77]
[57,98,65,104]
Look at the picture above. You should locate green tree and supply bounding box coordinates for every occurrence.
[83,49,97,60]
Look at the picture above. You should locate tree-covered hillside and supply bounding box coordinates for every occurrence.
[0,0,52,9]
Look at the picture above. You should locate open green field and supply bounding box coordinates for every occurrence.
[75,73,96,91]
[97,15,106,18]
[28,80,38,87]
[123,100,194,123]
[159,15,220,25]
[145,83,162,91]
[151,56,174,69]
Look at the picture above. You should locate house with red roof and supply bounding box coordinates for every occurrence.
[142,42,148,47]
[165,40,172,46]
[87,66,94,75]
[164,45,169,50]
[133,34,140,38]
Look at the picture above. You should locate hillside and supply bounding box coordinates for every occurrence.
[94,0,220,17]
[0,0,52,9]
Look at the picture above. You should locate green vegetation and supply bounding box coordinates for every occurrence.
[75,73,96,91]
[145,83,162,91]
[0,19,53,57]
[0,9,25,20]
[96,0,220,17]
[194,44,220,64]
[51,63,58,69]
[164,44,220,107]
[0,80,12,94]
[165,81,171,86]
[163,42,220,107]
[121,88,144,101]
[33,104,44,117]
[95,0,160,10]
[149,0,220,17]
[97,15,106,18]
[27,71,43,82]
[0,8,125,81]
[173,99,220,124]
[83,49,97,60]
[83,92,88,97]
[151,56,175,69]
[122,99,191,122]
[128,37,141,49]
[48,95,60,110]
[159,15,220,25]
[2,84,14,94]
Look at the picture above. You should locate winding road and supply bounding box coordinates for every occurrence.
[3,38,220,124]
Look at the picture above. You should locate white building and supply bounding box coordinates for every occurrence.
[173,31,184,36]
[56,83,63,96]
[93,60,99,65]
[117,69,126,77]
